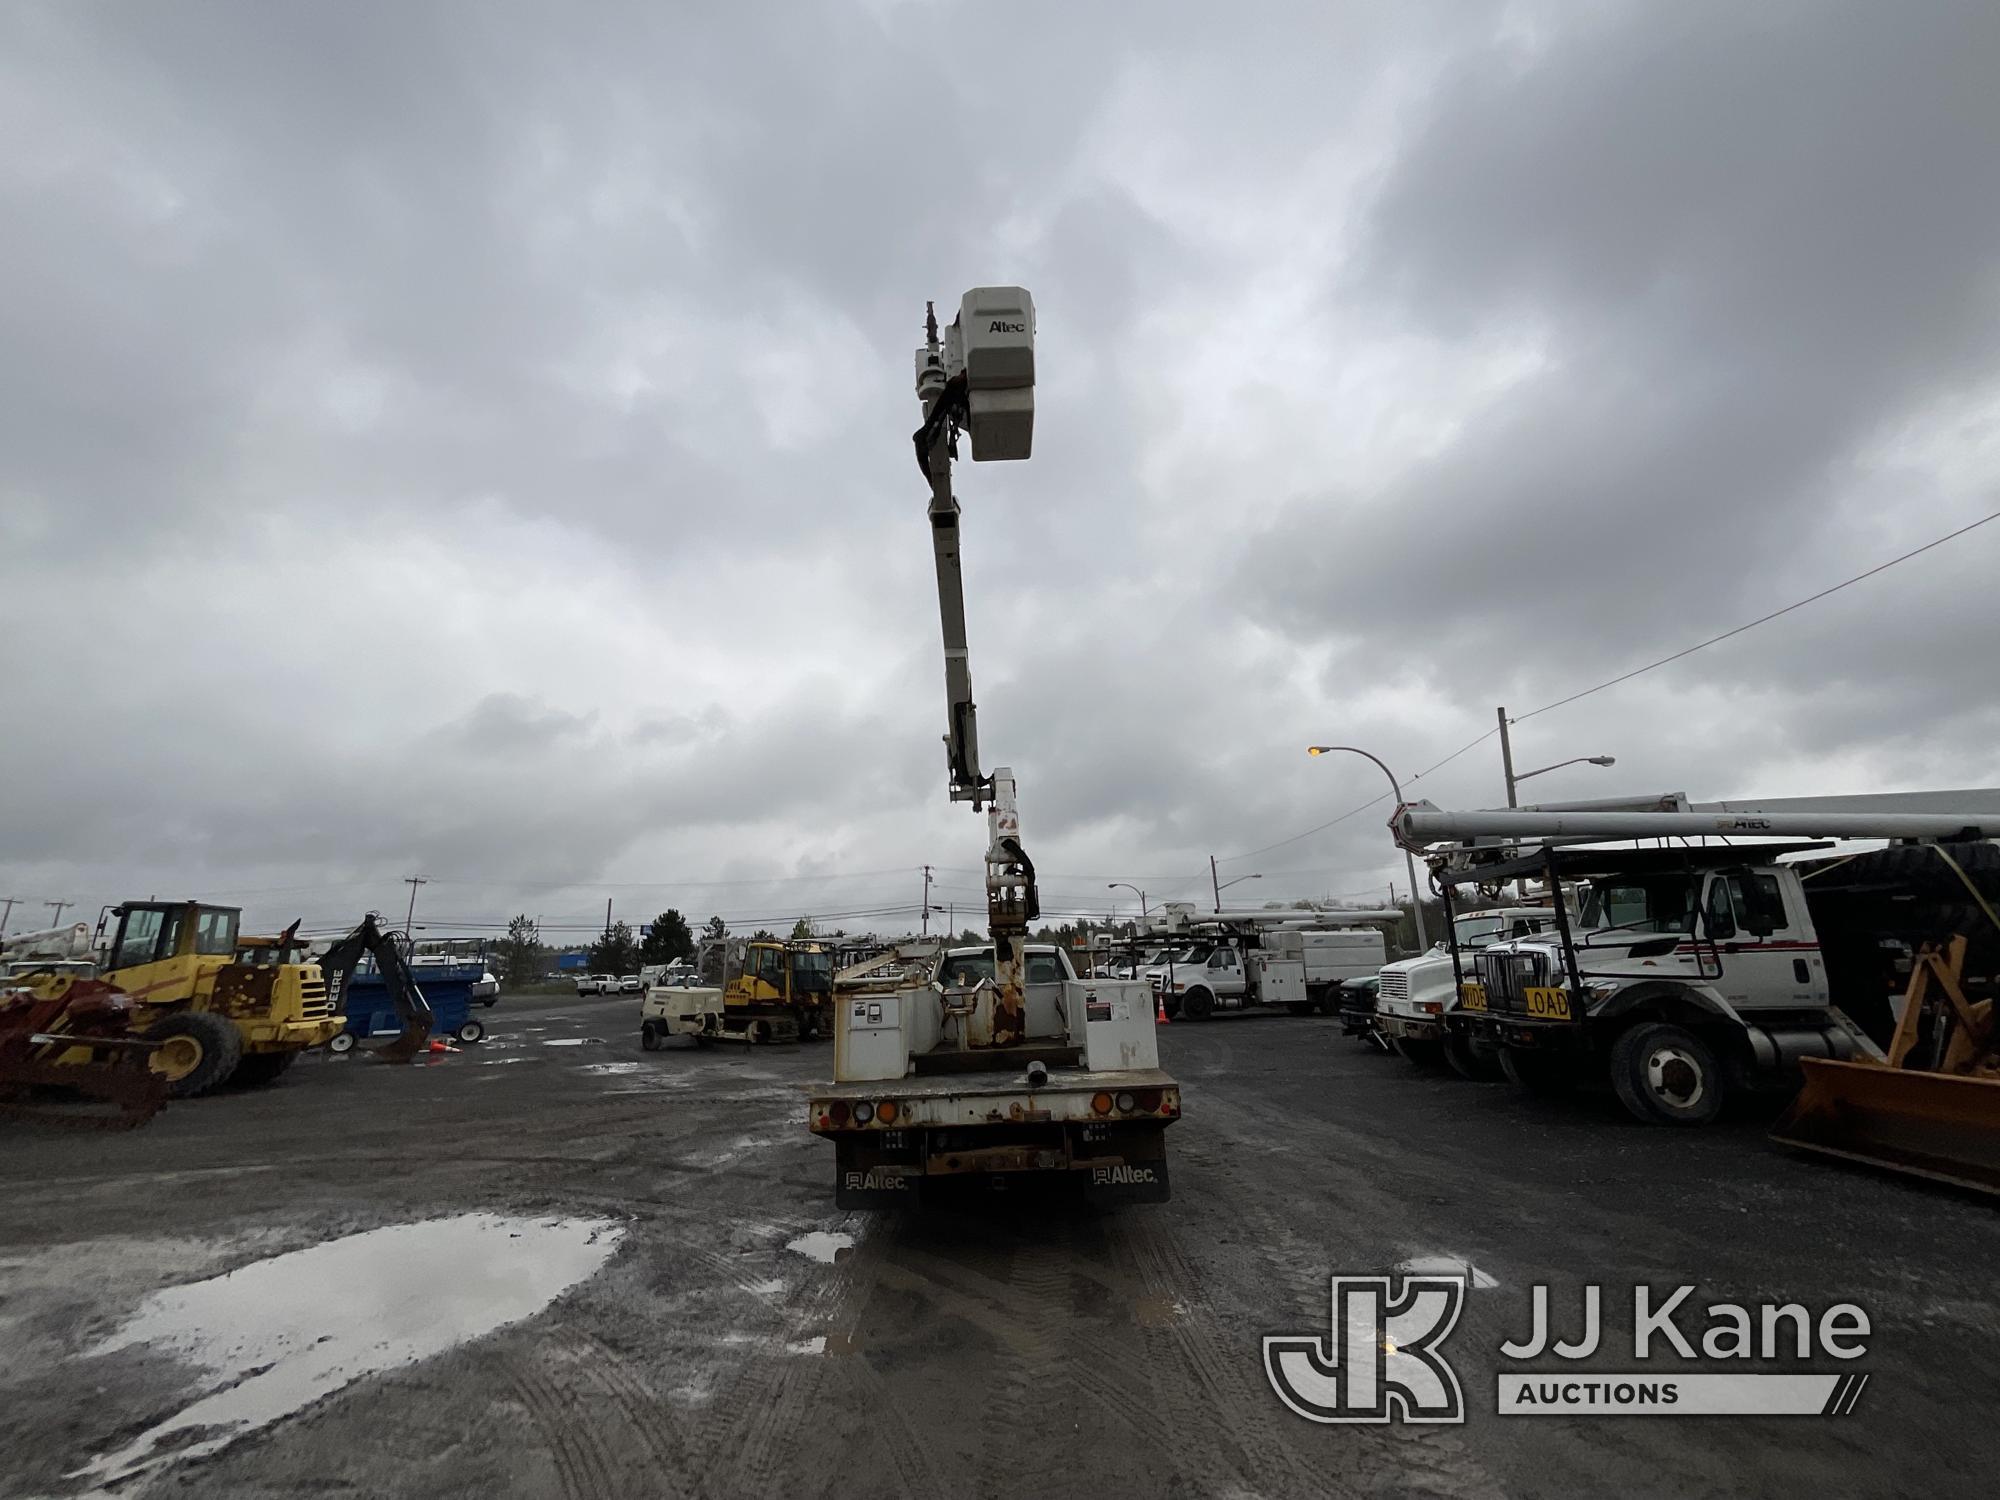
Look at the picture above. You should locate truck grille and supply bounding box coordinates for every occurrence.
[1476,950,1551,1012]
[298,980,334,1020]
[1378,971,1408,1004]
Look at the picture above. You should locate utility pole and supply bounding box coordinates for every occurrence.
[402,877,427,955]
[1210,854,1221,912]
[604,897,613,934]
[46,899,72,927]
[1498,705,1519,807]
[922,865,933,938]
[0,897,18,937]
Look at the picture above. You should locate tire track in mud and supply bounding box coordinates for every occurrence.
[1175,1091,1507,1500]
[1112,1212,1327,1496]
[506,1344,622,1500]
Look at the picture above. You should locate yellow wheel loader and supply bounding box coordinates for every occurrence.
[14,901,344,1099]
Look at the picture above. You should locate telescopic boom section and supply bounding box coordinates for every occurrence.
[915,298,1040,1046]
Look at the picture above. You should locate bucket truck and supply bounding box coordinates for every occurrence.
[807,289,1180,1206]
[1392,790,2000,1144]
[1135,902,1396,1019]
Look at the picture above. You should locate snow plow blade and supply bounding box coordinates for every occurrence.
[1772,1057,2000,1197]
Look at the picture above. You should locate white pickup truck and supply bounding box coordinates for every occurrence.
[808,943,1180,1206]
[1375,907,1564,1073]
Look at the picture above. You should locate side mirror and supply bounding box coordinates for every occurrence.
[1744,915,1776,938]
[1705,905,1737,941]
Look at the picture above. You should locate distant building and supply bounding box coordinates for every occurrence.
[556,952,589,971]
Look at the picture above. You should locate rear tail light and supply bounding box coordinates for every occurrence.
[853,1101,874,1124]
[1133,1088,1164,1113]
[828,1100,850,1127]
[1091,1092,1113,1115]
[1115,1091,1136,1112]
[876,1099,899,1125]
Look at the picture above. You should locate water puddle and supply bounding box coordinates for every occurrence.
[579,1062,643,1076]
[482,1057,529,1066]
[1134,1292,1185,1328]
[785,1230,854,1264]
[542,1037,605,1047]
[71,1213,624,1492]
[1397,1253,1498,1288]
[786,1335,828,1356]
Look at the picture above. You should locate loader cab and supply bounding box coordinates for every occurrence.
[105,902,241,978]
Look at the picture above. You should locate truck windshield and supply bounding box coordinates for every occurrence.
[940,953,995,988]
[1179,944,1213,965]
[1580,877,1698,934]
[1452,916,1508,949]
[794,952,832,990]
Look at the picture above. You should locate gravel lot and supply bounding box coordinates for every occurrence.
[1,991,1994,1499]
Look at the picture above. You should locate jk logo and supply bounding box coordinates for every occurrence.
[1263,1276,1466,1424]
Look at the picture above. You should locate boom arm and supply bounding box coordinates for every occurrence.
[914,297,1040,1045]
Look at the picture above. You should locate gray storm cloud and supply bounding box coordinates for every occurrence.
[4,0,1998,938]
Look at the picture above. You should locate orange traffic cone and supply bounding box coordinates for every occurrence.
[1155,991,1169,1026]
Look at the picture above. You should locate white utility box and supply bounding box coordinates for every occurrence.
[835,989,912,1082]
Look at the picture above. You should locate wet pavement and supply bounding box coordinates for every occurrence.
[0,991,1995,1499]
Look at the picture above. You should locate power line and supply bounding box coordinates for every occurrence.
[1514,507,2000,724]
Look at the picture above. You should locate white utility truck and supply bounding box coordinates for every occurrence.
[808,288,1180,1205]
[1141,902,1394,1019]
[1394,790,2000,1124]
[1375,906,1565,1074]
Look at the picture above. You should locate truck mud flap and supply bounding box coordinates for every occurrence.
[834,1134,922,1209]
[1076,1126,1172,1204]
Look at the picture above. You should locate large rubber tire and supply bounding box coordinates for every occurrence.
[1610,1022,1726,1126]
[147,1011,244,1099]
[641,1020,664,1051]
[1392,1036,1444,1066]
[1182,986,1216,1021]
[1443,1035,1503,1081]
[328,1030,357,1054]
[1499,1046,1574,1097]
[230,1051,297,1088]
[456,1020,486,1044]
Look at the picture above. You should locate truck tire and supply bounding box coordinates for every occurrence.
[1182,986,1216,1021]
[1392,1036,1443,1066]
[1443,1035,1502,1081]
[1611,1022,1725,1126]
[1498,1046,1573,1097]
[229,1051,297,1088]
[641,1019,663,1051]
[146,1011,243,1099]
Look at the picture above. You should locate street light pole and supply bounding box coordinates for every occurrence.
[1107,882,1149,918]
[1306,745,1429,950]
[1498,706,1519,807]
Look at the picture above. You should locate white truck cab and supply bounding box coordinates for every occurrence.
[1376,907,1564,1067]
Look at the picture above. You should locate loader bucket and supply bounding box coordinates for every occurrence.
[1771,1057,2000,1197]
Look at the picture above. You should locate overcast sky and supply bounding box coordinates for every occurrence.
[4,0,1998,945]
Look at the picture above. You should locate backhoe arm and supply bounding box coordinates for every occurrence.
[317,915,435,1062]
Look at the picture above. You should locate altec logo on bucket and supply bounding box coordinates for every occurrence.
[1265,1277,1872,1423]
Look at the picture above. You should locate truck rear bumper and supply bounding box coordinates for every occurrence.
[828,1119,1172,1206]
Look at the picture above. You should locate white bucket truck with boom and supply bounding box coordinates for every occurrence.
[807,289,1179,1206]
[1373,905,1565,1074]
[1141,902,1394,1020]
[1394,789,2000,1124]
